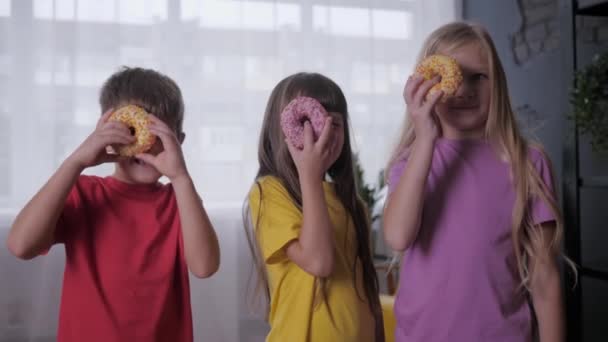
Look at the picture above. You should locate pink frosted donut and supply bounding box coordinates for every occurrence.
[280,96,328,149]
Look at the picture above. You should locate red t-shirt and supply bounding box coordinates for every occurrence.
[53,175,192,342]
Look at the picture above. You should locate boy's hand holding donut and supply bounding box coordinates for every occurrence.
[135,115,189,182]
[286,117,335,183]
[68,109,135,169]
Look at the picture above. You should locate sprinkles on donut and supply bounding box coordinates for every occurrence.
[415,54,463,102]
[108,104,156,157]
[280,96,328,149]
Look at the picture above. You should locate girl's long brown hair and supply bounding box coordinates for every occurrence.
[386,21,575,290]
[243,72,384,341]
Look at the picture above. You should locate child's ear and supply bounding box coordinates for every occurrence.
[178,132,186,144]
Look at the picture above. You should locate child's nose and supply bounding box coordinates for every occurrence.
[454,81,476,100]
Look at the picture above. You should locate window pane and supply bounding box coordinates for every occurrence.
[372,9,412,39]
[57,0,75,20]
[0,0,9,17]
[200,0,240,29]
[77,0,115,23]
[34,0,53,19]
[118,0,167,25]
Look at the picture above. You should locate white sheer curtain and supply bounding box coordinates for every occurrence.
[0,1,458,341]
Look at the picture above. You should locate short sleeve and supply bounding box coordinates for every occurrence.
[529,150,556,225]
[387,158,408,196]
[54,176,86,245]
[248,177,302,264]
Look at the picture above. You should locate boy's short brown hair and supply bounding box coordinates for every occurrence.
[99,67,184,134]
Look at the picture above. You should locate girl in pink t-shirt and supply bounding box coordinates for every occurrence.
[383,21,574,342]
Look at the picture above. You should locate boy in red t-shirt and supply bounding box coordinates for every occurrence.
[6,67,220,342]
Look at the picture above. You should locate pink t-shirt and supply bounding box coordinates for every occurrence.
[388,138,555,342]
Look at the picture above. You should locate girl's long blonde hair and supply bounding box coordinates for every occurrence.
[386,21,574,290]
[243,72,384,341]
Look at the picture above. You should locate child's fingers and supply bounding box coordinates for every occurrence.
[100,128,135,141]
[148,118,179,147]
[149,127,179,153]
[414,76,441,107]
[302,121,314,150]
[423,90,444,112]
[100,133,135,147]
[285,138,299,158]
[97,132,135,151]
[316,117,333,150]
[404,75,424,105]
[148,115,180,142]
[148,114,173,132]
[101,121,131,135]
[148,114,162,123]
[96,108,114,129]
[101,127,136,142]
[149,127,176,144]
[149,122,176,138]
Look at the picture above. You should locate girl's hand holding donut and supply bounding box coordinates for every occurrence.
[281,96,328,149]
[68,108,135,169]
[405,54,463,143]
[404,74,443,143]
[286,117,335,183]
[135,115,189,182]
[415,54,463,102]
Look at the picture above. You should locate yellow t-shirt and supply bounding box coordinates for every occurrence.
[248,176,375,342]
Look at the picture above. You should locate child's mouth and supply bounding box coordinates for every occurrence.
[450,104,477,110]
[133,158,146,166]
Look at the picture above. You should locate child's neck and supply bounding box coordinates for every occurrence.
[110,173,157,186]
[111,168,160,186]
[440,127,485,141]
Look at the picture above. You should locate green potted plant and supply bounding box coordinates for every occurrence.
[570,52,608,153]
[352,153,387,257]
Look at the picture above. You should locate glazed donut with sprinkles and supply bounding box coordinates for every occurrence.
[415,54,463,102]
[108,104,156,157]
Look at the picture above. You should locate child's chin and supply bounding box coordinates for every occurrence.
[128,160,161,183]
[133,173,162,184]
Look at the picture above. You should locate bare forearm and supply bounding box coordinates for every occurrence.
[172,176,220,278]
[383,139,434,251]
[293,176,335,276]
[532,260,565,342]
[7,157,83,259]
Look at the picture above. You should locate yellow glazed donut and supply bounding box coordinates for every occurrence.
[108,105,156,157]
[415,54,463,102]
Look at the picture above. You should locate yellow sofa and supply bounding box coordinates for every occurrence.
[380,294,395,342]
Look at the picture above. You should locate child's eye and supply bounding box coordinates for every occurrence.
[471,73,487,81]
[331,121,344,129]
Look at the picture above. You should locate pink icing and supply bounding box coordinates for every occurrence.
[280,96,328,149]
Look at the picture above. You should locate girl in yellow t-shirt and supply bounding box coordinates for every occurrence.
[245,72,384,342]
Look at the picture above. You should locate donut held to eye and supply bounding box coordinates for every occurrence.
[415,54,463,102]
[108,104,156,157]
[280,96,328,149]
